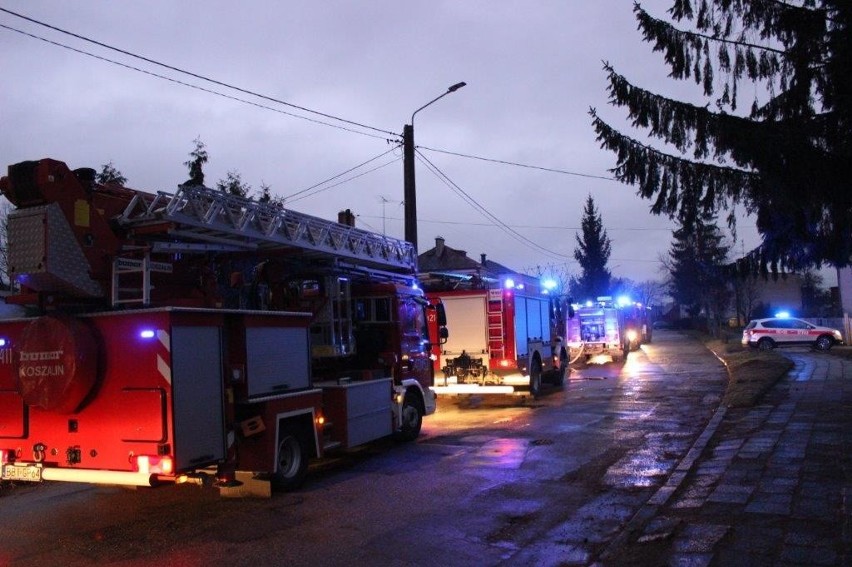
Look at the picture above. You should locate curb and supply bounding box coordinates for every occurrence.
[596,405,727,562]
[596,341,732,563]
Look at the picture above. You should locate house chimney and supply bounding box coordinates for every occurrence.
[337,209,356,227]
[480,253,487,267]
[436,236,445,256]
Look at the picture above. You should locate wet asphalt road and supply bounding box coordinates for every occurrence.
[0,331,729,566]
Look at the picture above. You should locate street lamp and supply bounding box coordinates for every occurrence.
[403,81,466,252]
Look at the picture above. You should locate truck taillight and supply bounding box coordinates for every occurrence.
[135,455,174,475]
[0,449,9,464]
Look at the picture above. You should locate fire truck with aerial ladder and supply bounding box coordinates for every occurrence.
[565,296,651,364]
[0,157,447,492]
[421,272,570,397]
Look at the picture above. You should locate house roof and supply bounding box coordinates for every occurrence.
[417,237,520,284]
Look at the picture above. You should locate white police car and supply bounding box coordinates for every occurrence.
[742,317,844,351]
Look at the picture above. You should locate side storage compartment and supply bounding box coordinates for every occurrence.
[319,378,393,449]
[171,325,226,471]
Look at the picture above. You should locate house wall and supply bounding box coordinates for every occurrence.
[839,267,852,316]
[729,273,804,324]
[755,273,804,313]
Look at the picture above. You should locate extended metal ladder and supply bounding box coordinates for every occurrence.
[115,184,417,273]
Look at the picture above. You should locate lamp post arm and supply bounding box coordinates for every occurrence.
[410,82,466,125]
[411,92,449,125]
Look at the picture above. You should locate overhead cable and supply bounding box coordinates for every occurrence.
[415,149,573,261]
[418,145,616,181]
[285,155,401,204]
[0,8,396,138]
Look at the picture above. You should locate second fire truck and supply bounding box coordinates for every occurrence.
[423,274,569,397]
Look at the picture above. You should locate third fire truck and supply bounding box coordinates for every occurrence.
[423,275,569,397]
[565,296,650,363]
[0,157,446,493]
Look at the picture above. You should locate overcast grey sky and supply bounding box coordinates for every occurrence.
[1,1,781,285]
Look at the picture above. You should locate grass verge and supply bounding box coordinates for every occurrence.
[705,338,852,408]
[704,339,794,408]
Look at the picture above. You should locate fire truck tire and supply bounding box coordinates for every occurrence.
[529,358,542,398]
[395,390,423,442]
[272,430,309,491]
[551,351,568,387]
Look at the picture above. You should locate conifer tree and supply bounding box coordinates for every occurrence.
[572,195,613,301]
[96,161,127,186]
[216,170,251,198]
[591,1,851,272]
[667,209,730,327]
[183,137,208,186]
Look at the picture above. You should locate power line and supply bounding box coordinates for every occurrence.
[418,145,616,181]
[0,23,395,142]
[415,149,574,262]
[285,156,401,204]
[282,145,400,202]
[0,9,396,138]
[359,214,679,232]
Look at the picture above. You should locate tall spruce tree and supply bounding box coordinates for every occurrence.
[591,1,851,273]
[572,195,613,301]
[667,209,730,326]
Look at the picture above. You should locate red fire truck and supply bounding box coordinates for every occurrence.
[565,296,650,363]
[0,158,446,492]
[423,275,569,397]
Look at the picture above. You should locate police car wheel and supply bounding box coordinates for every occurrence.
[814,336,833,351]
[757,338,774,351]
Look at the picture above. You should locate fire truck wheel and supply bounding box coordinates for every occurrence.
[529,358,542,398]
[272,431,309,491]
[551,352,568,387]
[395,390,423,442]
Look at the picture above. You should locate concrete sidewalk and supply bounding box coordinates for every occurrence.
[603,349,852,566]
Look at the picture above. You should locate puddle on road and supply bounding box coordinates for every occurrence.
[466,438,528,469]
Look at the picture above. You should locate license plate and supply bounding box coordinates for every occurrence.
[1,463,43,482]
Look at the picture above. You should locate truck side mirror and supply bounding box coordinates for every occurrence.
[433,302,448,344]
[435,302,447,327]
